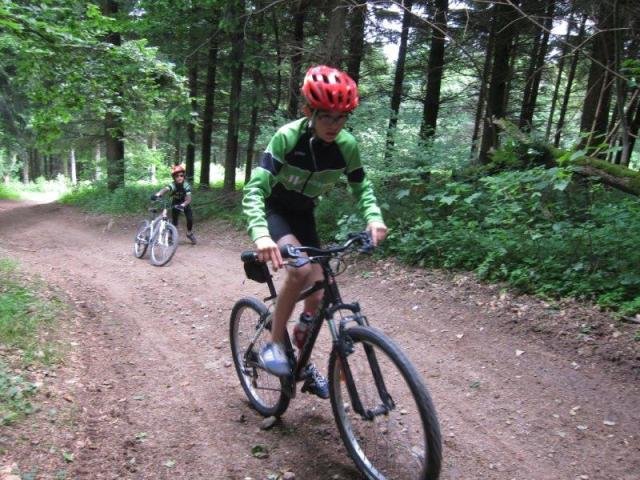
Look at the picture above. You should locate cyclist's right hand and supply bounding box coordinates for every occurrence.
[255,236,284,270]
[150,194,158,201]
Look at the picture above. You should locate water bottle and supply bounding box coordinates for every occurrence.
[293,312,314,349]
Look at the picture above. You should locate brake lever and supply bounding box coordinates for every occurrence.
[356,231,374,254]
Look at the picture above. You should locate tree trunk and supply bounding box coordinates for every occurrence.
[502,31,520,117]
[420,0,448,140]
[35,149,43,179]
[554,14,586,147]
[324,0,347,66]
[384,0,413,162]
[246,1,265,185]
[102,0,124,192]
[612,0,630,164]
[148,133,157,183]
[200,38,219,188]
[346,0,367,84]
[579,3,615,153]
[22,151,29,184]
[271,9,283,113]
[470,14,496,161]
[245,104,259,185]
[545,14,574,141]
[4,152,17,184]
[186,58,198,183]
[70,148,78,185]
[620,95,640,167]
[105,111,125,191]
[572,158,640,196]
[223,0,246,192]
[478,1,519,165]
[286,0,306,119]
[95,143,102,181]
[519,0,554,131]
[63,150,70,178]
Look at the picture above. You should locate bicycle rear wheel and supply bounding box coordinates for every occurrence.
[328,326,441,480]
[149,221,178,266]
[133,221,150,258]
[229,297,290,417]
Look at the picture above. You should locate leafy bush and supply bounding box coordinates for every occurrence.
[374,166,640,313]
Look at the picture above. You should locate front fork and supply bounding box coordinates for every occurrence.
[333,304,395,420]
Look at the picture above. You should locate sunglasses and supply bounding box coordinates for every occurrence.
[316,113,349,126]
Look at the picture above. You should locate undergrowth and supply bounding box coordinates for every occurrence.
[0,183,20,200]
[0,259,63,425]
[314,165,640,315]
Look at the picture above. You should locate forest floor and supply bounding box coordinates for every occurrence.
[0,199,639,480]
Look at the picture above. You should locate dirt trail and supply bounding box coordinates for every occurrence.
[1,199,639,480]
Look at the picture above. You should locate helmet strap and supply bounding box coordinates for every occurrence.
[308,109,318,132]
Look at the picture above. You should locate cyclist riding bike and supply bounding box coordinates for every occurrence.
[151,164,197,245]
[242,65,388,399]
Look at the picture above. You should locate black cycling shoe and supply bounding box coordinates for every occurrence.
[301,364,329,399]
[186,232,197,245]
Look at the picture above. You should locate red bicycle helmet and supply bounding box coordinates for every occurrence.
[171,164,186,177]
[301,65,359,113]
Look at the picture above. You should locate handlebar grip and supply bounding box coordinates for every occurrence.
[240,251,259,263]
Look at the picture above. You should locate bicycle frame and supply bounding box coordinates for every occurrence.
[251,244,393,419]
[147,204,170,242]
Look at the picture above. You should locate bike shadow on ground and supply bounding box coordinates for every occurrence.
[260,409,362,479]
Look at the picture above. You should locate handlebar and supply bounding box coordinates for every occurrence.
[240,231,374,268]
[280,231,373,261]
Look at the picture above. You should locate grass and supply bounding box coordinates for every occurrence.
[0,258,63,425]
[0,183,20,200]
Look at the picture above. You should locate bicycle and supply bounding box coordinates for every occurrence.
[230,232,442,479]
[133,199,179,266]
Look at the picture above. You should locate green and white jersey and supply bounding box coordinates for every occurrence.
[243,117,383,241]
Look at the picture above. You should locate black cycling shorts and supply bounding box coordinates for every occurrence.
[266,204,320,249]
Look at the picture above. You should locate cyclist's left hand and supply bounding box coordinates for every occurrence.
[367,221,388,246]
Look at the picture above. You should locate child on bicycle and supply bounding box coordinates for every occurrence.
[242,65,388,398]
[151,164,197,245]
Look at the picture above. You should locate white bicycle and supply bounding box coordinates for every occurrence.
[133,199,179,266]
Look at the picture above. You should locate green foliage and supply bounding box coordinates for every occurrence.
[0,258,64,425]
[363,166,640,313]
[0,365,37,425]
[60,183,158,215]
[125,144,168,183]
[0,259,60,363]
[2,176,70,202]
[0,183,20,200]
[60,181,244,226]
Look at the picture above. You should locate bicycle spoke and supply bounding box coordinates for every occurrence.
[230,299,289,417]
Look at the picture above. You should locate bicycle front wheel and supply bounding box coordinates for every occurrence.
[229,297,290,417]
[329,326,442,480]
[149,221,178,266]
[133,220,150,258]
